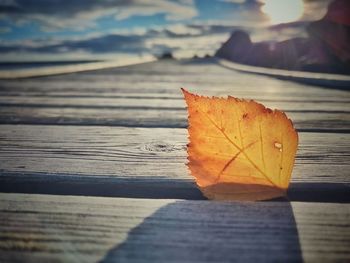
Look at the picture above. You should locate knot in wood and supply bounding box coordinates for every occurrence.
[143,141,182,153]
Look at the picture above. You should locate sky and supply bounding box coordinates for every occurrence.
[0,0,332,62]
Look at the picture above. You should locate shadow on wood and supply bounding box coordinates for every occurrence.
[100,201,302,263]
[200,182,288,201]
[0,173,349,203]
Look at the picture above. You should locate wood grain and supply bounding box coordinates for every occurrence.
[0,57,349,263]
[0,60,347,97]
[0,60,349,131]
[0,107,348,131]
[0,125,348,181]
[0,193,349,263]
[1,95,349,112]
[0,125,349,201]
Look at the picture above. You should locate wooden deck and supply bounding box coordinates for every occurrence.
[0,58,349,262]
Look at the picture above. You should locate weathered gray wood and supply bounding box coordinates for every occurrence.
[0,57,156,79]
[1,89,348,103]
[217,58,350,89]
[0,60,348,96]
[1,80,348,102]
[0,125,348,181]
[0,193,349,263]
[1,95,349,112]
[0,106,348,131]
[0,60,349,131]
[0,55,348,263]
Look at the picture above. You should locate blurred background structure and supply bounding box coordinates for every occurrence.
[0,0,348,74]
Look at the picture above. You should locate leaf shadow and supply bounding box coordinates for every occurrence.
[100,200,303,263]
[200,182,287,201]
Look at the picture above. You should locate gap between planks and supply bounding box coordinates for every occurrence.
[0,173,349,203]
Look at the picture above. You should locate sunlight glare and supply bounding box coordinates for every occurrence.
[261,0,304,24]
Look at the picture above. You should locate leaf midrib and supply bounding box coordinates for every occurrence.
[197,107,277,187]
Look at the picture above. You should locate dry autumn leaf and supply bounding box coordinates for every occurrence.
[182,88,298,201]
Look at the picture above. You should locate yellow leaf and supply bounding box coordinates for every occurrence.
[182,88,298,201]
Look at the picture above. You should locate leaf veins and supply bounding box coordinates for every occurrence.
[182,88,298,201]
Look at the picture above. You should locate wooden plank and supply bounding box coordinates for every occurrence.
[1,60,348,131]
[0,64,348,102]
[0,106,348,131]
[1,88,348,103]
[217,58,350,89]
[1,95,349,112]
[0,125,349,201]
[0,193,349,262]
[0,57,156,79]
[0,59,348,89]
[0,125,348,182]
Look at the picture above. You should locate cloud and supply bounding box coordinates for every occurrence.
[302,0,332,21]
[0,0,323,62]
[0,0,198,31]
[221,0,331,26]
[114,0,197,21]
[0,34,146,54]
[0,17,311,62]
[219,0,246,3]
[0,26,10,33]
[0,23,234,61]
